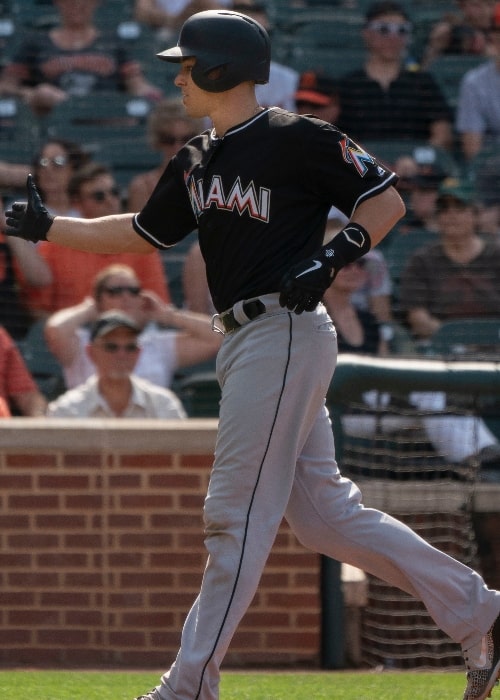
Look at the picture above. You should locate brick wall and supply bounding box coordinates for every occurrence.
[0,419,321,668]
[1,420,499,670]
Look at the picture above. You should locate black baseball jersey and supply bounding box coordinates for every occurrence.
[133,107,397,312]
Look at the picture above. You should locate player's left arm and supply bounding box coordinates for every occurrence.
[339,185,405,249]
[279,186,405,314]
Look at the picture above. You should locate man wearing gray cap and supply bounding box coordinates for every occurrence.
[47,310,187,419]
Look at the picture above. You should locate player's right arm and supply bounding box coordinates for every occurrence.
[5,175,155,255]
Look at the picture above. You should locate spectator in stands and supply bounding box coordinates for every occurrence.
[455,4,500,160]
[421,0,496,69]
[395,163,447,234]
[399,177,500,340]
[45,263,222,390]
[0,325,47,415]
[0,200,52,340]
[127,97,204,211]
[47,310,187,418]
[134,0,231,40]
[32,137,91,217]
[336,1,454,151]
[328,255,500,474]
[0,0,163,116]
[22,162,170,318]
[231,1,299,111]
[294,70,341,124]
[323,260,389,356]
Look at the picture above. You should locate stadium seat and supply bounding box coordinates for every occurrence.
[160,230,199,309]
[19,319,66,401]
[0,96,39,163]
[42,93,156,179]
[175,371,220,418]
[428,54,485,109]
[427,318,500,358]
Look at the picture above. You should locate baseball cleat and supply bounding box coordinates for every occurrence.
[463,614,500,700]
[134,689,164,700]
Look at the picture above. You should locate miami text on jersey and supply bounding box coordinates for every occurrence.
[186,174,271,222]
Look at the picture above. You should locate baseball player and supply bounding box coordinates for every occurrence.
[5,10,500,700]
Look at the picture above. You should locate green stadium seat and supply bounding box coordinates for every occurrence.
[176,371,220,418]
[427,318,500,358]
[19,319,66,401]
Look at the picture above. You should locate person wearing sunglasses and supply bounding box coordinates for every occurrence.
[127,97,204,211]
[45,263,223,391]
[22,162,171,318]
[32,138,90,218]
[336,0,454,153]
[46,310,187,418]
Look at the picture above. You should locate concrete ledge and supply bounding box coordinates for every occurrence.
[0,417,219,453]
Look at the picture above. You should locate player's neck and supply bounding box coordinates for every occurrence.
[210,86,263,137]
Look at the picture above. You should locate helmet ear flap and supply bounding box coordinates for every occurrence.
[192,60,230,93]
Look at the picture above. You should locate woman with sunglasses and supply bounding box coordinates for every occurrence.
[127,97,204,212]
[45,263,222,391]
[32,138,91,218]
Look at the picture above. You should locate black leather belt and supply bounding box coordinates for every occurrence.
[219,299,266,333]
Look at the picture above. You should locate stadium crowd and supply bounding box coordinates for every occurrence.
[0,0,499,448]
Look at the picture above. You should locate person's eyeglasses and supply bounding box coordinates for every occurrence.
[99,341,140,354]
[157,133,196,146]
[367,20,412,36]
[37,155,69,168]
[101,285,141,296]
[85,187,121,202]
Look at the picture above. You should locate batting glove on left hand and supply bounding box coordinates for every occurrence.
[5,174,54,243]
[279,256,336,314]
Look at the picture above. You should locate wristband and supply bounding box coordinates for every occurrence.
[320,222,371,273]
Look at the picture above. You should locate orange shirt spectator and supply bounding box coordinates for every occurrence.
[0,326,46,415]
[23,244,170,315]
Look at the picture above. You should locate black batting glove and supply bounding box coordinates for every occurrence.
[5,174,54,243]
[279,223,372,314]
[279,256,336,314]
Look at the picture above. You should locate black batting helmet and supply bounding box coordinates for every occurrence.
[156,10,271,93]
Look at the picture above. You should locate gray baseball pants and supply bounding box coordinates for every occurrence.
[159,293,500,700]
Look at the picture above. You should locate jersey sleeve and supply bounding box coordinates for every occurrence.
[299,119,398,217]
[133,158,198,249]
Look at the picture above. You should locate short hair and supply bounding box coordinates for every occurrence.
[146,97,204,149]
[92,264,139,299]
[68,162,113,199]
[365,0,410,22]
[32,138,90,172]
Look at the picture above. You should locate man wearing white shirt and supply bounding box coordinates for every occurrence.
[47,311,187,419]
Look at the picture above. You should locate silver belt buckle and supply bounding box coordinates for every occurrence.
[211,313,225,335]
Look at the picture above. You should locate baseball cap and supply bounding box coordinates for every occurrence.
[90,311,141,341]
[295,71,338,106]
[365,0,410,22]
[409,164,447,190]
[436,177,475,207]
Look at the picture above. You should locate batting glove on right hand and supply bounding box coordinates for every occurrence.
[5,174,54,243]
